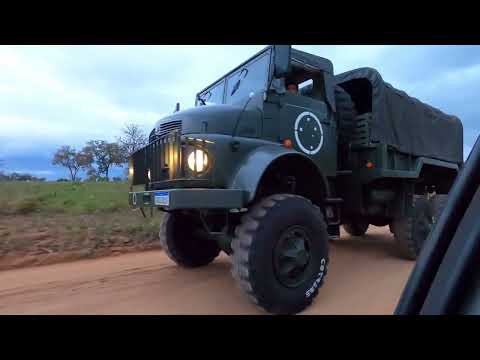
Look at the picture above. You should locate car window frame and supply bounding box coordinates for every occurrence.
[395,135,480,315]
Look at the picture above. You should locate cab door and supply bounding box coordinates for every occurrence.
[275,92,337,178]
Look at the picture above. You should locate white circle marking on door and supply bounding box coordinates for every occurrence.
[294,112,324,155]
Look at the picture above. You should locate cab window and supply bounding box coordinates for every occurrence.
[286,65,327,102]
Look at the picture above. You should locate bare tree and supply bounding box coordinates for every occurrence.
[83,140,124,182]
[117,123,148,159]
[52,146,92,181]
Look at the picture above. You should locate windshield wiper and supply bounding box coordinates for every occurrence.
[231,68,249,97]
[231,80,241,96]
[197,94,206,106]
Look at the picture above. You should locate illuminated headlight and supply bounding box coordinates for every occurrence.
[128,158,134,183]
[147,169,151,181]
[187,149,209,173]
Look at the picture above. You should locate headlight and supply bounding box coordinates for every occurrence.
[128,158,134,183]
[187,149,209,173]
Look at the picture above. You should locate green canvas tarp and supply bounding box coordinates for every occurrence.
[335,68,463,165]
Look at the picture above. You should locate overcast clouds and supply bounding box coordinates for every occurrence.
[0,45,479,180]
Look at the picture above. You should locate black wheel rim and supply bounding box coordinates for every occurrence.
[273,225,312,288]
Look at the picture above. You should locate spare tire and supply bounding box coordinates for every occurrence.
[335,86,358,169]
[335,85,358,145]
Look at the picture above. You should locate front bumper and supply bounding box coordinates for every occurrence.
[128,188,248,211]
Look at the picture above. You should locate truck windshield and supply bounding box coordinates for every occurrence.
[197,80,225,106]
[196,49,272,107]
[225,51,270,105]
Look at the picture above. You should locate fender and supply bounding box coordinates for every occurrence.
[229,144,330,205]
[416,157,460,175]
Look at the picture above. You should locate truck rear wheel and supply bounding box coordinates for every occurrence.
[159,212,220,268]
[391,195,434,260]
[343,219,369,236]
[432,194,448,223]
[231,194,329,315]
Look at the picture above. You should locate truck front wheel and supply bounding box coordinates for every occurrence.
[159,212,221,268]
[391,195,434,260]
[231,194,329,315]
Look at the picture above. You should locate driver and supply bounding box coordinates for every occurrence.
[286,81,299,95]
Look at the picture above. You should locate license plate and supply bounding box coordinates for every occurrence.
[154,191,170,206]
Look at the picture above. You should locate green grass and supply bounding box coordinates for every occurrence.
[0,181,163,265]
[0,181,144,215]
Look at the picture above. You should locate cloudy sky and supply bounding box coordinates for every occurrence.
[0,45,479,180]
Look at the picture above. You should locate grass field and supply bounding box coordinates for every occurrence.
[0,181,162,269]
[0,181,144,215]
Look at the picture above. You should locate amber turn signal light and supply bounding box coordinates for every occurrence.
[366,161,375,169]
[283,139,294,149]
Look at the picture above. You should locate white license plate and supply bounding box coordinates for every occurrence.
[154,191,170,206]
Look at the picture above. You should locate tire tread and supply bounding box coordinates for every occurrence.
[231,194,328,314]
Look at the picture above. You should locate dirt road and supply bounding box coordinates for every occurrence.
[0,226,414,315]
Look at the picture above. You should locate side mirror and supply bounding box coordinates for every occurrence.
[273,45,291,77]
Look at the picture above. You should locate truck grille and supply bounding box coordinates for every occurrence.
[131,130,183,185]
[149,120,183,143]
[157,120,182,139]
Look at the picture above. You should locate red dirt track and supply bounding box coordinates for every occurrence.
[0,226,414,315]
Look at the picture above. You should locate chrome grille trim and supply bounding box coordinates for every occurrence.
[157,120,182,139]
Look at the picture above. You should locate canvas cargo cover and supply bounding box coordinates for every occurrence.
[335,68,463,164]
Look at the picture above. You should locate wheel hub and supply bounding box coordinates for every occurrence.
[274,226,312,288]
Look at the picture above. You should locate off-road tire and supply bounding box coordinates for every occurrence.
[328,224,341,242]
[159,211,220,268]
[231,194,329,315]
[389,223,395,234]
[343,219,369,236]
[432,194,448,223]
[335,86,358,143]
[368,216,390,227]
[335,86,358,170]
[391,195,434,260]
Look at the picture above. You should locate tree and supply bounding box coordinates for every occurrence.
[2,172,45,182]
[52,146,92,181]
[83,140,124,182]
[117,123,148,160]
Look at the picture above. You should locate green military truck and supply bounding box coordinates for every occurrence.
[128,45,463,314]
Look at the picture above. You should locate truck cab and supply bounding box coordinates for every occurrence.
[129,45,340,219]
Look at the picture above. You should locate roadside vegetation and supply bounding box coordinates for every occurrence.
[0,124,161,270]
[0,181,162,270]
[0,181,140,215]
